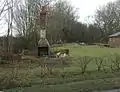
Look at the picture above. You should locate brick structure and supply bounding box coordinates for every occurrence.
[108,32,120,48]
[38,5,50,57]
[40,5,48,29]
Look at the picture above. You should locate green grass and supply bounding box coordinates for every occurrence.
[5,75,120,92]
[53,44,120,70]
[54,44,120,57]
[3,44,120,92]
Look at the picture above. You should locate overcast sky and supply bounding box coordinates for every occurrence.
[70,0,117,23]
[0,0,118,36]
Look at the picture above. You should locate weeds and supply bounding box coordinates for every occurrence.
[95,57,104,72]
[0,62,32,89]
[78,56,92,74]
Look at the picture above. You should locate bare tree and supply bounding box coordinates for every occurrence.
[78,56,92,74]
[95,57,104,72]
[5,0,14,53]
[0,0,8,21]
[94,2,120,36]
[47,0,77,43]
[112,54,120,71]
[13,0,54,46]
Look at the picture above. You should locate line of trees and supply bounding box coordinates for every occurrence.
[12,0,102,50]
[1,0,120,52]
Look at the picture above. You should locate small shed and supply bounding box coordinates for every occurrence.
[108,32,120,48]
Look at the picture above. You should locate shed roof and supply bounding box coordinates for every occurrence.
[109,32,120,37]
[38,38,50,47]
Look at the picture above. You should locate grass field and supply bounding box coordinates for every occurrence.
[54,44,120,57]
[53,44,120,70]
[3,44,120,92]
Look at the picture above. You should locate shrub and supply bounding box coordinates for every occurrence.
[78,56,92,74]
[53,48,69,54]
[110,54,120,71]
[0,63,32,89]
[94,57,104,72]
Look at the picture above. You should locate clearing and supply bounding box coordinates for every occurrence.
[3,44,120,92]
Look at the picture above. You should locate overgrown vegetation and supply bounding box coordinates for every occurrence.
[95,57,104,72]
[1,0,120,91]
[0,45,120,92]
[0,62,32,90]
[78,56,92,74]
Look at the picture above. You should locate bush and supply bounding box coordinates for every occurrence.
[109,54,120,71]
[53,48,69,54]
[0,60,9,65]
[0,72,31,89]
[94,57,104,72]
[0,64,32,89]
[78,56,92,74]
